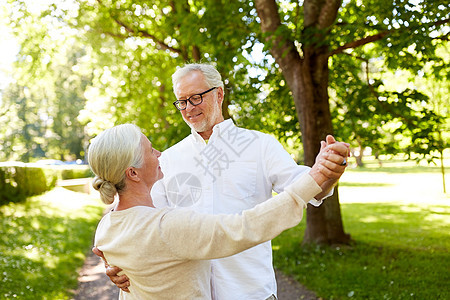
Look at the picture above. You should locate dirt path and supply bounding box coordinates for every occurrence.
[72,249,318,300]
[72,251,119,300]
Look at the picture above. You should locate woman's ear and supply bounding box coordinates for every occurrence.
[125,167,141,182]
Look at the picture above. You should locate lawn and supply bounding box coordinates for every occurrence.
[0,187,104,299]
[272,158,450,299]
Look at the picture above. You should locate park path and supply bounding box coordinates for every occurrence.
[72,249,318,300]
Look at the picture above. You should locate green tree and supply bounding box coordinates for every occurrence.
[1,2,92,161]
[253,0,448,244]
[0,85,44,162]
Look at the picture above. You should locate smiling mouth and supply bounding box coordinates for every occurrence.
[187,112,202,121]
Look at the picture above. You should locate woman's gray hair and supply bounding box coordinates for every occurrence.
[88,124,145,204]
[172,63,224,95]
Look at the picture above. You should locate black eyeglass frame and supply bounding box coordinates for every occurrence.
[173,87,217,111]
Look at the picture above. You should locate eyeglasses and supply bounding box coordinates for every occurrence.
[173,87,217,111]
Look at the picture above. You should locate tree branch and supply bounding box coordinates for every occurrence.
[254,0,302,69]
[95,0,181,55]
[318,0,342,29]
[340,52,418,127]
[432,34,449,41]
[112,18,182,54]
[329,18,450,57]
[0,109,8,118]
[435,18,450,27]
[328,30,389,56]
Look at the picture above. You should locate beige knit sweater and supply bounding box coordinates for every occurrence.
[94,173,321,299]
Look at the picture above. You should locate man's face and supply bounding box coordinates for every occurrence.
[175,71,223,134]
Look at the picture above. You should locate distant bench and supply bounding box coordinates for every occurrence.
[58,178,92,194]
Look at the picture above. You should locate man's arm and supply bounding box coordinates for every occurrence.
[92,247,130,292]
[263,134,349,201]
[263,134,310,194]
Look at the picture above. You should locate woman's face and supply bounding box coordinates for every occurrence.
[139,134,163,186]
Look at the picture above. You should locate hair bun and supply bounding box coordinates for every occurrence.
[92,176,106,190]
[92,176,117,204]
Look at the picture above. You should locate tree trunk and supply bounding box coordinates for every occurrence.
[296,46,350,245]
[255,0,350,245]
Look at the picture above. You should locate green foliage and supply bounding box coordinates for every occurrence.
[329,44,449,165]
[0,40,91,162]
[0,188,104,299]
[2,0,263,151]
[231,69,305,162]
[326,0,450,164]
[63,0,259,149]
[2,0,448,161]
[0,85,46,162]
[0,166,58,206]
[61,167,93,180]
[272,163,450,299]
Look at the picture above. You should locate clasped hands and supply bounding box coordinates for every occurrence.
[309,135,350,191]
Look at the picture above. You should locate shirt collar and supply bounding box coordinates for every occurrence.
[190,119,235,143]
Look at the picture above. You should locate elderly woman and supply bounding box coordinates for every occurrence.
[89,124,348,299]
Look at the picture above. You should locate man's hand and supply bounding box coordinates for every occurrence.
[309,135,349,190]
[92,247,130,292]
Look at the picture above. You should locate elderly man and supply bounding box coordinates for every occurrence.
[96,63,348,299]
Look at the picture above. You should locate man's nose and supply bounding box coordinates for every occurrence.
[185,100,196,111]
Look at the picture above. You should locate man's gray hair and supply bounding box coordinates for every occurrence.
[172,63,224,95]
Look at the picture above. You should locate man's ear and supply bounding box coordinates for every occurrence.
[217,86,224,106]
[125,167,141,182]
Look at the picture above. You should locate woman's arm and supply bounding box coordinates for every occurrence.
[160,138,348,260]
[159,173,318,260]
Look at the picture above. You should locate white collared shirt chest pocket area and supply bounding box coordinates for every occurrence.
[221,161,257,200]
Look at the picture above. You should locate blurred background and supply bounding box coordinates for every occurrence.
[0,0,448,299]
[0,0,448,165]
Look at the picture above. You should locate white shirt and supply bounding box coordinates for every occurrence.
[152,119,327,299]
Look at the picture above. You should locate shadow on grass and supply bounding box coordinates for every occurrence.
[0,193,103,299]
[342,202,450,231]
[339,182,394,187]
[272,202,450,300]
[350,164,449,174]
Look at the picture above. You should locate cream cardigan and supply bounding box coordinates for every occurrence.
[94,173,321,299]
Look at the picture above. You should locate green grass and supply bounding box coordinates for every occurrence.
[273,162,450,300]
[0,187,104,299]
